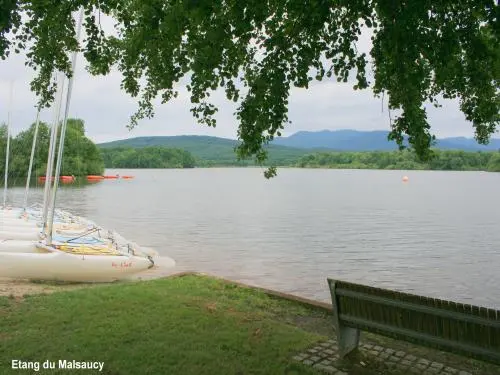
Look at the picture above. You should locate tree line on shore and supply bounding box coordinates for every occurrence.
[2,118,499,175]
[102,146,500,172]
[0,119,104,177]
[100,147,195,169]
[296,150,500,172]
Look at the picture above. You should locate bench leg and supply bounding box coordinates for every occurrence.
[328,279,360,358]
[337,323,360,358]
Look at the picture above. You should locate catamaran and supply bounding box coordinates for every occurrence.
[0,9,171,281]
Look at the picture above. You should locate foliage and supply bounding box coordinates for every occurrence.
[0,275,323,375]
[101,146,195,168]
[487,153,500,172]
[0,1,498,178]
[0,118,104,177]
[296,149,500,171]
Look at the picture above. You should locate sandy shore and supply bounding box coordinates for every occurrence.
[0,256,186,298]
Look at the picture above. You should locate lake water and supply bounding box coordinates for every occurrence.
[4,168,500,308]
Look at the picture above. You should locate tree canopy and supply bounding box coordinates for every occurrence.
[0,118,104,178]
[1,1,498,177]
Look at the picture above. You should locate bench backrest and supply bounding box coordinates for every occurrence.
[327,278,500,364]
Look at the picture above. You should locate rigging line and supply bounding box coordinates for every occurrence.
[66,227,101,243]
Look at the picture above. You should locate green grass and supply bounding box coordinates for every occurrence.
[1,275,498,375]
[0,275,325,375]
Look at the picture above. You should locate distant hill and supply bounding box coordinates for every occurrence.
[271,130,500,151]
[98,131,500,162]
[98,135,310,165]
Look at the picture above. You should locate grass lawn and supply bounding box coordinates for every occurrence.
[1,274,498,375]
[0,275,326,375]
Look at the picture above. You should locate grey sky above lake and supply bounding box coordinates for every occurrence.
[0,15,495,144]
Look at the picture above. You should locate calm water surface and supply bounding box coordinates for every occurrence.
[6,168,500,308]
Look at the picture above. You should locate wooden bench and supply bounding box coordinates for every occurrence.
[327,278,500,365]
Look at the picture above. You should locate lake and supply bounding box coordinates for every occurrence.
[4,168,500,308]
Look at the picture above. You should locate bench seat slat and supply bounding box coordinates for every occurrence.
[336,289,500,328]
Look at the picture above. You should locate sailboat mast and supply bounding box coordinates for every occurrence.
[3,82,14,208]
[22,109,41,210]
[41,73,65,230]
[46,8,84,245]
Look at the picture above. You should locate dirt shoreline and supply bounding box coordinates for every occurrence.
[0,259,185,297]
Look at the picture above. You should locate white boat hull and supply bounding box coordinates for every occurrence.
[0,218,39,228]
[0,231,40,241]
[0,250,155,282]
[0,239,39,252]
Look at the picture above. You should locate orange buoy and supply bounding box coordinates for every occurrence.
[103,175,120,179]
[61,175,75,181]
[87,175,104,180]
[121,175,134,179]
[402,176,409,182]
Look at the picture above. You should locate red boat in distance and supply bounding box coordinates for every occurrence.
[39,176,75,183]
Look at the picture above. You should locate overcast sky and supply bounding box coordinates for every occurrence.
[0,15,495,144]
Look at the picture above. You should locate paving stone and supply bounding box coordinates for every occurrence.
[416,363,429,370]
[443,367,458,374]
[396,363,409,371]
[313,364,338,374]
[308,349,318,354]
[379,352,391,359]
[386,361,397,367]
[385,348,395,354]
[389,355,401,362]
[395,350,406,357]
[368,350,379,356]
[418,359,431,366]
[335,371,348,375]
[320,342,330,347]
[458,372,472,375]
[373,345,384,351]
[324,366,338,374]
[327,339,335,345]
[303,360,313,365]
[324,349,335,355]
[406,354,417,362]
[430,362,444,370]
[320,360,332,366]
[363,343,374,349]
[310,356,321,363]
[400,359,413,367]
[292,355,305,361]
[426,367,441,374]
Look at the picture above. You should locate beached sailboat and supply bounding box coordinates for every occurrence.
[0,9,165,281]
[0,73,154,257]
